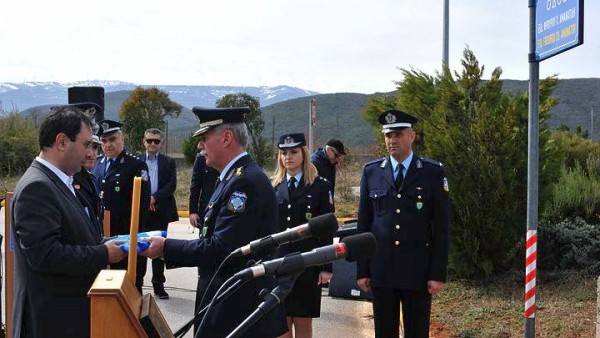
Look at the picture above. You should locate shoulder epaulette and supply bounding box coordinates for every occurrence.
[365,157,385,168]
[421,157,443,167]
[317,176,328,182]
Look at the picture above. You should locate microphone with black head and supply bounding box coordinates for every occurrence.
[231,213,339,258]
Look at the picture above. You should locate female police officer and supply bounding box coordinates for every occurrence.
[271,133,335,338]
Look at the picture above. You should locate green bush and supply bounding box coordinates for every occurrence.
[542,156,600,222]
[182,133,197,165]
[0,114,38,176]
[551,130,600,170]
[538,217,600,274]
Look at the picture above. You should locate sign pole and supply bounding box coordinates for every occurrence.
[525,1,539,337]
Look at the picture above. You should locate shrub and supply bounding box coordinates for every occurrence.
[538,217,600,274]
[0,114,38,176]
[182,133,197,165]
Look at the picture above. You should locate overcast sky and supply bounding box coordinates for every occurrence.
[1,0,597,94]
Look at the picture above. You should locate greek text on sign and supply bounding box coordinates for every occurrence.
[534,0,583,61]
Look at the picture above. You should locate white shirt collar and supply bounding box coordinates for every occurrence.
[219,152,248,182]
[36,156,75,195]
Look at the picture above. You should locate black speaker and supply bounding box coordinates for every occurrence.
[328,258,372,301]
[68,86,105,121]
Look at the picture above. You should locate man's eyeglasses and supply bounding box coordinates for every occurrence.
[145,139,161,145]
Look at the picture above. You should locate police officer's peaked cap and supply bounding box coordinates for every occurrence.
[51,102,102,116]
[98,119,123,136]
[378,110,418,134]
[92,135,102,145]
[192,107,250,137]
[278,133,306,149]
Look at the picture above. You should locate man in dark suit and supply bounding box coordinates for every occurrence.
[311,138,346,198]
[142,107,287,338]
[11,105,126,338]
[91,119,151,293]
[140,128,178,299]
[356,110,450,338]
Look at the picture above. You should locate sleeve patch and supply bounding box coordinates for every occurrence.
[227,191,247,213]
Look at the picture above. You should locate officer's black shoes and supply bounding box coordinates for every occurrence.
[153,284,170,299]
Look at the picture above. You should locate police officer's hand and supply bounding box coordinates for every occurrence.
[189,213,200,227]
[357,278,371,292]
[318,272,333,285]
[149,196,157,212]
[139,236,166,259]
[427,280,445,294]
[105,241,127,263]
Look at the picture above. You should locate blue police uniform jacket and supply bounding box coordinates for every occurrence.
[356,154,450,290]
[162,154,287,338]
[91,150,151,236]
[311,148,336,194]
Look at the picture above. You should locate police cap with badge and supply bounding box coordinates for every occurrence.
[192,107,250,137]
[378,109,418,134]
[98,119,123,137]
[278,133,306,149]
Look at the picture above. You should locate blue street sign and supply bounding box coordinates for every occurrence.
[535,0,584,61]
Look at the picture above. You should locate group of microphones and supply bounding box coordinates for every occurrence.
[176,213,377,338]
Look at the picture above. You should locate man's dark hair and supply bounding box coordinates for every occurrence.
[39,107,92,150]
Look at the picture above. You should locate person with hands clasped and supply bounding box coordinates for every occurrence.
[272,133,335,338]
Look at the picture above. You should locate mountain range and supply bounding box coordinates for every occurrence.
[2,79,600,148]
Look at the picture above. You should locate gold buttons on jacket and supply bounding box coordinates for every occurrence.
[287,217,291,221]
[395,241,400,245]
[288,204,291,209]
[395,225,400,229]
[396,209,401,214]
[397,194,401,198]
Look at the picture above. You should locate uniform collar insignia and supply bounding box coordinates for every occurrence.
[416,159,422,168]
[380,158,387,168]
[284,135,294,144]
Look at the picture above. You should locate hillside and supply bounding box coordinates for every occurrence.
[13,78,600,147]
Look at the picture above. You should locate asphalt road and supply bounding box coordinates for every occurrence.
[1,211,376,337]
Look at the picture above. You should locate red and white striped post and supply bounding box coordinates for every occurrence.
[525,230,537,319]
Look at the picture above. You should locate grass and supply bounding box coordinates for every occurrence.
[431,271,596,337]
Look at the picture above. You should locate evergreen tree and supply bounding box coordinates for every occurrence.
[216,93,271,167]
[119,87,182,153]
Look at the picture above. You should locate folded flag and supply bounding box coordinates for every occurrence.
[110,230,168,253]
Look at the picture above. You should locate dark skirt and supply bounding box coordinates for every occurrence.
[283,266,323,318]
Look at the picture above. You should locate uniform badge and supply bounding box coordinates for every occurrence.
[101,122,109,130]
[140,170,149,181]
[99,191,104,199]
[443,177,449,192]
[416,202,423,210]
[305,212,312,220]
[235,167,243,176]
[115,186,120,192]
[228,191,247,213]
[328,190,334,205]
[74,184,80,190]
[385,112,397,124]
[201,226,208,238]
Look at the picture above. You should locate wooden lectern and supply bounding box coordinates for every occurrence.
[88,177,173,338]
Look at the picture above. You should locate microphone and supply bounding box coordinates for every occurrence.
[233,232,377,281]
[231,213,339,258]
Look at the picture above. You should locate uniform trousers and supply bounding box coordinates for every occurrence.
[371,287,432,338]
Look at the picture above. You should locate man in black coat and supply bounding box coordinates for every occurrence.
[310,138,346,198]
[11,105,126,338]
[91,119,151,293]
[141,128,179,299]
[142,107,287,338]
[356,110,450,338]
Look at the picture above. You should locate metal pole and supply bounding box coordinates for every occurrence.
[442,0,449,67]
[308,100,314,153]
[525,1,539,337]
[165,120,169,155]
[591,107,594,142]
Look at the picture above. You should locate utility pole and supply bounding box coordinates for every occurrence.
[443,0,449,67]
[591,106,594,142]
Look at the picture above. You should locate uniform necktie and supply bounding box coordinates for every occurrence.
[288,176,297,196]
[104,159,114,177]
[395,164,405,189]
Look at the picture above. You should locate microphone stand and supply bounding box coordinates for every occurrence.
[225,270,302,338]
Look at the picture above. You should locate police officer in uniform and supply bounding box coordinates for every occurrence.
[141,107,288,338]
[272,133,334,338]
[356,110,450,338]
[91,119,151,293]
